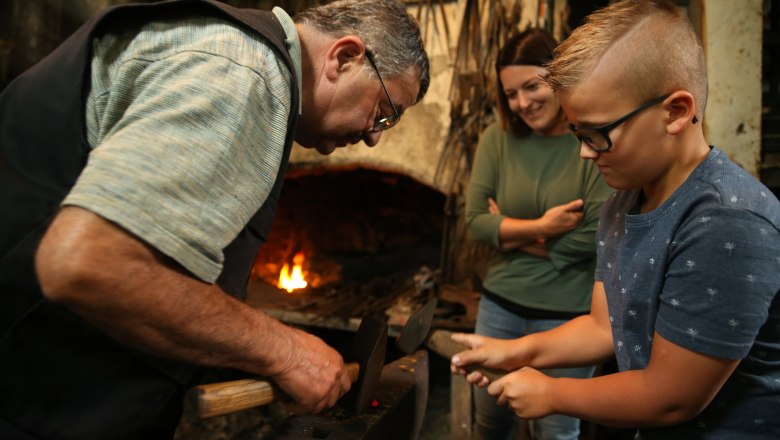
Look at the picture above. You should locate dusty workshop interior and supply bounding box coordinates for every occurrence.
[1,0,776,439]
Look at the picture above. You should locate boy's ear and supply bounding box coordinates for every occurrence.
[323,36,366,81]
[665,91,697,135]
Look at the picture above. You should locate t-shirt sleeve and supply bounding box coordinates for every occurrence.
[64,50,291,283]
[655,207,780,359]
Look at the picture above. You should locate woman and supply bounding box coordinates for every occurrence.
[465,28,613,440]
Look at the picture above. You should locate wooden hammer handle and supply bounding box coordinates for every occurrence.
[184,362,360,419]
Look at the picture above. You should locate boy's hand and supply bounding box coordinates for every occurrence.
[449,333,526,386]
[489,367,554,419]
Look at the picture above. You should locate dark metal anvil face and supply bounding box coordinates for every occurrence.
[264,350,429,440]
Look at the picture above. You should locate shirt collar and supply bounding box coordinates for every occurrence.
[272,7,302,115]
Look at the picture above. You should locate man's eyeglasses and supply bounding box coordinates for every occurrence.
[365,50,400,132]
[569,94,696,152]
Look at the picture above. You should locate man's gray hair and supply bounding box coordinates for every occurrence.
[294,0,430,103]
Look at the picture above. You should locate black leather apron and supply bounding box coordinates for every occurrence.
[0,1,299,438]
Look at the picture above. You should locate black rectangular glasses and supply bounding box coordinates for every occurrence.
[569,94,671,152]
[365,50,400,132]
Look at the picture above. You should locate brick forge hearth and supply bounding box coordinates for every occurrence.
[250,164,447,322]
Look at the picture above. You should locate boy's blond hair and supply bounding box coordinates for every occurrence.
[544,0,707,119]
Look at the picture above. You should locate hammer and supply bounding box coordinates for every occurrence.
[183,315,388,419]
[395,298,505,382]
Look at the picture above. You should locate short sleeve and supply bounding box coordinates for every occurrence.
[65,48,291,283]
[655,207,780,359]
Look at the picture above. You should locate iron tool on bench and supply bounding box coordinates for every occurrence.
[396,297,505,382]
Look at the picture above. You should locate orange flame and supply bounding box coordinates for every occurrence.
[278,252,307,293]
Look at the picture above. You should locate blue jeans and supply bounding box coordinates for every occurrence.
[473,295,595,440]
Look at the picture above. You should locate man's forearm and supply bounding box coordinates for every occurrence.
[70,269,295,377]
[36,206,294,377]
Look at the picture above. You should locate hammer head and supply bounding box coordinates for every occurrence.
[341,315,387,414]
[395,298,437,354]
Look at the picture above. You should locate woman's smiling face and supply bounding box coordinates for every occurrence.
[499,65,564,136]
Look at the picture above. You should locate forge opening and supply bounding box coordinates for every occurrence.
[251,168,445,316]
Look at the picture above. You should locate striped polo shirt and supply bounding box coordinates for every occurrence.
[64,7,301,283]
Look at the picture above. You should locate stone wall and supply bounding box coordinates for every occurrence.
[700,0,763,177]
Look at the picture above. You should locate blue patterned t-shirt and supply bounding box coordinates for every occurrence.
[595,147,780,439]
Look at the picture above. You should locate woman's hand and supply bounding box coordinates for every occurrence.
[538,199,584,238]
[487,197,501,215]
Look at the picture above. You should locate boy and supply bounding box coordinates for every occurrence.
[451,1,780,438]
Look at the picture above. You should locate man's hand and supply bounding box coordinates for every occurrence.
[489,367,554,419]
[538,199,584,239]
[271,328,352,414]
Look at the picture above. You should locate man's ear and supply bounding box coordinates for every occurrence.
[323,36,366,81]
[664,91,697,135]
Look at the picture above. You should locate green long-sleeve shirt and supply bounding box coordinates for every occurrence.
[466,122,613,313]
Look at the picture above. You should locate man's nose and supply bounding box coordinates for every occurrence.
[363,130,382,147]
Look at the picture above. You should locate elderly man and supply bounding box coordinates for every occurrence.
[0,0,429,438]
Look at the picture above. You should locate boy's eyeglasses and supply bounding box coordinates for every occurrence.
[569,94,681,152]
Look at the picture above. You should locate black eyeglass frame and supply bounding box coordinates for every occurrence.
[365,50,400,132]
[569,94,693,152]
